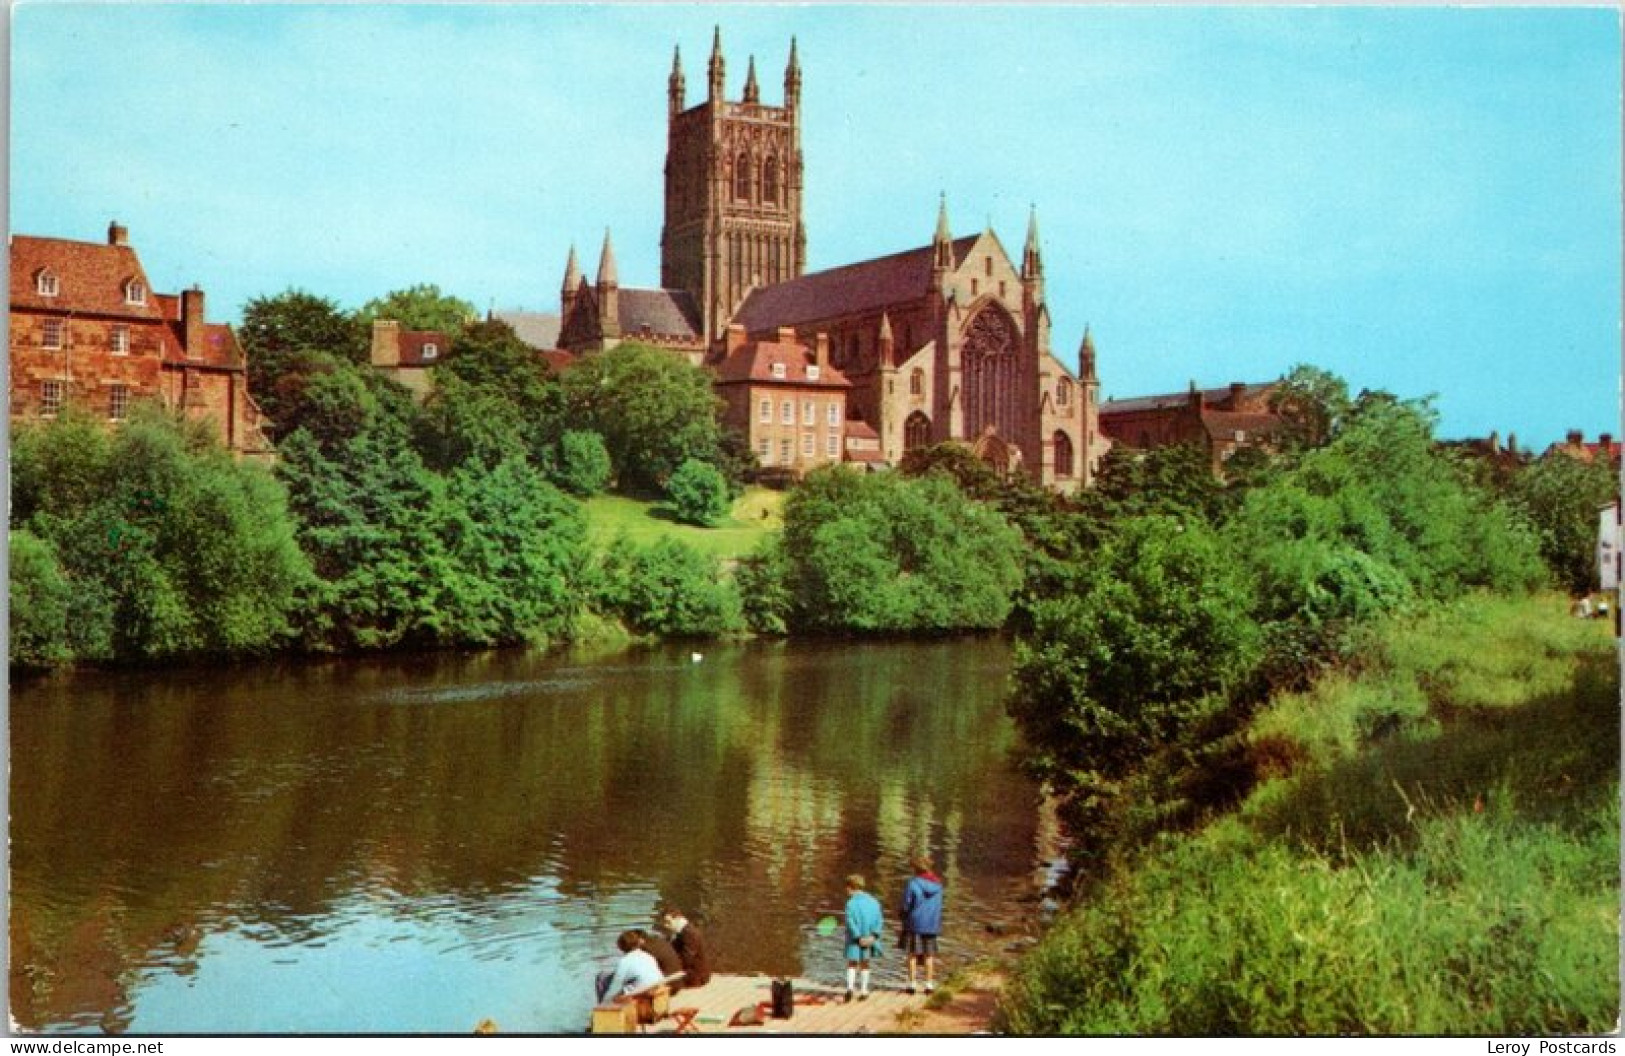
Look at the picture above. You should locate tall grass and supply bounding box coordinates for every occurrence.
[998,593,1619,1035]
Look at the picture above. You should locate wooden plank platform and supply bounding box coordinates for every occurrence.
[639,973,932,1035]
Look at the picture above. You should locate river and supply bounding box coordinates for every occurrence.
[9,637,1056,1033]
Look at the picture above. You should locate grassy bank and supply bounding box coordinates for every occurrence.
[999,593,1619,1035]
[581,488,783,561]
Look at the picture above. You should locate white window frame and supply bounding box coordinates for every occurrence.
[807,365,821,381]
[771,362,787,379]
[421,343,439,360]
[758,437,772,464]
[826,403,840,427]
[759,398,772,424]
[109,384,130,421]
[40,380,65,417]
[36,270,59,297]
[779,438,792,464]
[825,434,838,458]
[41,319,64,350]
[801,400,815,425]
[801,432,814,457]
[111,325,130,356]
[780,400,793,425]
[125,279,147,306]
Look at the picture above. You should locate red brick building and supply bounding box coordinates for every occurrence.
[369,318,450,400]
[712,325,849,477]
[10,223,272,457]
[1545,429,1620,465]
[1099,380,1283,472]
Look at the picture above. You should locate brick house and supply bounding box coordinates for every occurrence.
[369,318,450,400]
[712,325,849,478]
[1099,380,1284,472]
[10,222,272,458]
[1545,429,1620,465]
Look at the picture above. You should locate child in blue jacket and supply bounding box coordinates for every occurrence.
[899,855,944,994]
[842,874,884,1001]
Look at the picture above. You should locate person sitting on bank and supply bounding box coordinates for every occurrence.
[632,928,685,988]
[842,874,884,1002]
[660,909,712,988]
[595,930,664,1004]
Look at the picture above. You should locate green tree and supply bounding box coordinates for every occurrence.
[666,458,731,526]
[1008,515,1262,831]
[554,430,613,497]
[779,468,1025,632]
[560,343,728,493]
[356,283,477,337]
[596,537,743,638]
[9,530,74,670]
[1269,364,1353,452]
[1504,453,1620,595]
[239,289,367,431]
[1092,442,1227,524]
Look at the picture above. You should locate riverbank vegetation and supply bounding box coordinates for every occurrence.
[994,368,1619,1034]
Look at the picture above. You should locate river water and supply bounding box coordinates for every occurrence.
[10,637,1055,1034]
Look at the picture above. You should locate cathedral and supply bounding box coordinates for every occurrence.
[557,29,1101,492]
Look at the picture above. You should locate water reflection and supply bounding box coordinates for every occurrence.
[11,638,1044,1033]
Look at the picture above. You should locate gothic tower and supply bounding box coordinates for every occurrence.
[662,29,806,340]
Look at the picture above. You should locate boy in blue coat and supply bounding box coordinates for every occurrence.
[899,855,944,994]
[842,874,884,1001]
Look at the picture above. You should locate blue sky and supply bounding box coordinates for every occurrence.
[11,4,1620,447]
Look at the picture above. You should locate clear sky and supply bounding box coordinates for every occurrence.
[11,3,1621,448]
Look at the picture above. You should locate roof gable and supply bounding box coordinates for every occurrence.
[10,235,163,321]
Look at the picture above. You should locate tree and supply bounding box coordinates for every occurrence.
[1269,364,1353,452]
[777,468,1025,632]
[1008,515,1262,829]
[239,289,367,430]
[9,530,74,670]
[1092,442,1227,524]
[356,283,477,337]
[596,537,743,638]
[666,458,731,526]
[1505,453,1619,595]
[560,343,728,493]
[554,430,613,497]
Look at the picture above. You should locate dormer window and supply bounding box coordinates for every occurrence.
[807,365,821,381]
[421,343,439,361]
[124,279,146,305]
[36,270,59,297]
[771,362,787,379]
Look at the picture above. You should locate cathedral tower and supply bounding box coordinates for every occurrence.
[662,29,806,340]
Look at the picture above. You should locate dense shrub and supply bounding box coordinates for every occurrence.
[1503,453,1619,595]
[776,467,1024,633]
[666,458,731,527]
[595,537,743,638]
[554,430,613,497]
[8,530,74,670]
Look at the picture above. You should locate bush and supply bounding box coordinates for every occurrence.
[554,430,613,497]
[596,537,743,638]
[8,530,74,670]
[666,458,731,526]
[1504,454,1619,595]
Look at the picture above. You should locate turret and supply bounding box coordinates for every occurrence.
[669,45,686,116]
[784,37,801,111]
[561,244,583,317]
[596,231,620,340]
[743,55,760,104]
[708,26,725,102]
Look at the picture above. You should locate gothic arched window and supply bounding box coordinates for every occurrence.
[763,156,780,205]
[961,306,1020,443]
[909,368,924,397]
[735,152,753,201]
[1057,378,1072,407]
[905,411,932,451]
[1053,430,1075,478]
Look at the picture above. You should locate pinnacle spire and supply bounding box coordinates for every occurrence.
[785,37,802,106]
[879,311,893,343]
[562,244,582,292]
[597,229,618,287]
[708,25,725,99]
[933,194,955,273]
[935,193,951,243]
[1022,203,1043,280]
[744,55,760,103]
[1079,326,1097,380]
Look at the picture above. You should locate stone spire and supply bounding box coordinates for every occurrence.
[784,36,801,110]
[1079,326,1097,382]
[596,229,618,287]
[879,311,894,360]
[669,45,686,116]
[1022,204,1043,281]
[744,55,760,104]
[708,25,725,101]
[597,230,619,341]
[562,244,582,296]
[932,194,955,273]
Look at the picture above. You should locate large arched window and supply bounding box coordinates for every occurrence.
[904,411,932,451]
[961,306,1020,443]
[763,156,780,205]
[734,152,753,201]
[1053,430,1075,478]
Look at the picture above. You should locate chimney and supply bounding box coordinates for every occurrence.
[725,323,746,357]
[108,220,129,247]
[371,319,402,368]
[815,332,829,370]
[1602,433,1614,451]
[777,326,797,344]
[1488,430,1500,453]
[181,286,206,360]
[1228,382,1246,407]
[1188,380,1202,410]
[1568,429,1584,446]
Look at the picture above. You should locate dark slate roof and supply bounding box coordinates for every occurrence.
[1101,382,1274,416]
[11,235,163,321]
[734,235,981,331]
[619,288,703,341]
[491,310,561,351]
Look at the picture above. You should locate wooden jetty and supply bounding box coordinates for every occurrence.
[610,972,939,1035]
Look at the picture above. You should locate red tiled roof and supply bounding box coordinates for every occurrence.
[538,349,577,373]
[398,330,448,367]
[713,338,850,388]
[734,235,981,332]
[10,235,163,321]
[844,420,879,440]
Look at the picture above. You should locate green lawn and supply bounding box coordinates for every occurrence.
[582,487,785,561]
